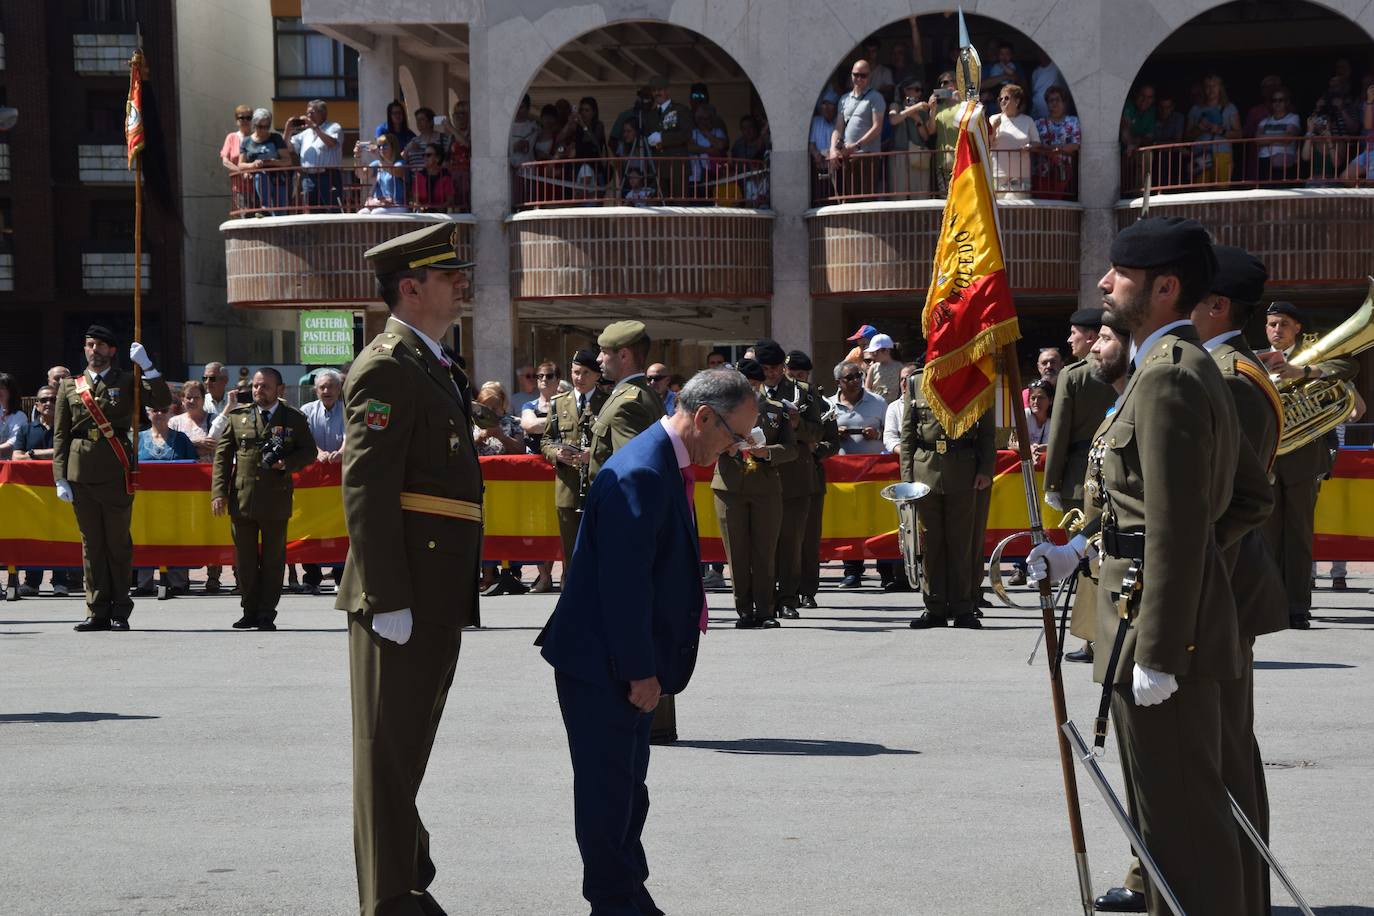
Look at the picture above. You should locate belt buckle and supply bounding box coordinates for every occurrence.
[936,440,948,455]
[88,429,100,441]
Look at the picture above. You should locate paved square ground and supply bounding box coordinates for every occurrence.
[3,565,1371,915]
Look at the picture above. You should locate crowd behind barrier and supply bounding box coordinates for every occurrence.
[2,451,1370,572]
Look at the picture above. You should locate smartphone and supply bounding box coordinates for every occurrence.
[434,115,447,128]
[934,88,955,101]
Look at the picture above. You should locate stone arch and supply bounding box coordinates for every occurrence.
[397,64,420,120]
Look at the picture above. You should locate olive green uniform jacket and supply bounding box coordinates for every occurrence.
[210,402,316,519]
[540,386,608,509]
[53,367,172,484]
[1043,358,1117,507]
[588,376,664,480]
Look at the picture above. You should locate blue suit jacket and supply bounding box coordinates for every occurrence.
[539,422,703,695]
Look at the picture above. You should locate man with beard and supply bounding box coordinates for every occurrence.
[541,348,608,582]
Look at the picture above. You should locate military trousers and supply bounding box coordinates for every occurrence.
[230,516,289,622]
[798,490,825,599]
[557,506,582,584]
[1220,638,1271,916]
[774,494,810,606]
[349,614,461,916]
[713,489,782,619]
[915,489,978,617]
[1262,475,1320,615]
[71,480,135,621]
[969,483,992,604]
[1112,680,1245,916]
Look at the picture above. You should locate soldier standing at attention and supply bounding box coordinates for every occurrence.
[540,348,607,582]
[900,367,995,630]
[785,350,840,609]
[52,324,171,632]
[589,320,664,480]
[334,222,482,916]
[1042,308,1117,662]
[210,368,316,631]
[1256,300,1359,629]
[711,357,796,628]
[757,340,823,618]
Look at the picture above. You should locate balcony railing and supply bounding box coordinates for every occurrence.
[512,155,770,210]
[1122,136,1374,195]
[228,163,472,218]
[809,148,1080,206]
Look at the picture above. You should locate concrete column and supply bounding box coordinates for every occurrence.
[358,36,397,146]
[1077,135,1120,310]
[768,147,814,355]
[467,24,515,389]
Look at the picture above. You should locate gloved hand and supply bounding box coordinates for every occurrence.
[1026,534,1087,584]
[646,131,663,147]
[1132,663,1179,706]
[55,479,74,503]
[371,608,412,645]
[128,342,160,378]
[1044,489,1063,512]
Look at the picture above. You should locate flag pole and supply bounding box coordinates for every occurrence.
[951,10,1093,913]
[128,45,145,478]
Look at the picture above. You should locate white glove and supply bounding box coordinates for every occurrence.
[646,131,663,147]
[1026,534,1087,584]
[55,479,73,503]
[748,427,767,448]
[1044,489,1063,512]
[1132,663,1179,706]
[371,608,413,645]
[128,342,153,370]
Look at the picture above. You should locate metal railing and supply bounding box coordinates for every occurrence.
[511,155,770,210]
[809,147,1080,206]
[227,162,473,218]
[1122,135,1374,195]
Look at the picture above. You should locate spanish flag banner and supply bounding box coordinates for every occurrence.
[125,49,145,168]
[920,100,1020,437]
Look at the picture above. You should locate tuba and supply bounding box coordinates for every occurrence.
[1276,278,1374,456]
[880,482,930,591]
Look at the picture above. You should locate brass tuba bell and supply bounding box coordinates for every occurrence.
[1276,278,1374,455]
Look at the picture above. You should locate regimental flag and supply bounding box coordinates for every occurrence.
[920,100,1020,437]
[125,49,146,168]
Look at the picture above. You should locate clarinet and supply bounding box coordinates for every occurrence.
[576,400,593,511]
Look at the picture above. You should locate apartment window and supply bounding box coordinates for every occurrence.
[85,90,126,142]
[90,201,136,240]
[84,0,137,22]
[274,17,357,100]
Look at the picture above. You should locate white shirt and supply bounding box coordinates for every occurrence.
[882,398,907,453]
[1131,319,1193,367]
[291,121,342,168]
[392,316,459,394]
[1201,329,1243,352]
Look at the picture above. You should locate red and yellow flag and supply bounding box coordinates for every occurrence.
[920,101,1020,437]
[125,49,146,168]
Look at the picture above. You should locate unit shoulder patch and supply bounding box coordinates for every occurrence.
[365,400,392,430]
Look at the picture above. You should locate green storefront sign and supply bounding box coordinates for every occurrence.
[299,310,354,364]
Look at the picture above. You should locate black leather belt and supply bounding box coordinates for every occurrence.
[914,438,975,451]
[1102,526,1145,560]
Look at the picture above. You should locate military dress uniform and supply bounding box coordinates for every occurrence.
[765,374,824,615]
[211,399,316,627]
[52,344,171,628]
[540,383,607,575]
[799,385,841,606]
[587,377,664,481]
[899,370,995,626]
[641,77,693,200]
[334,224,483,916]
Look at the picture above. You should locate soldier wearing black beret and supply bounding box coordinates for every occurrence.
[541,348,608,581]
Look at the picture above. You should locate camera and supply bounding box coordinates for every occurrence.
[234,387,252,405]
[933,88,955,101]
[260,433,288,469]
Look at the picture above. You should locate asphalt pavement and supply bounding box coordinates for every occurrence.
[2,565,1371,915]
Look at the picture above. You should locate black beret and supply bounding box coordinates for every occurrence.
[1210,245,1268,304]
[1100,311,1131,339]
[1068,308,1104,329]
[84,324,117,346]
[753,339,785,366]
[571,348,601,372]
[1266,300,1307,328]
[784,350,812,370]
[735,358,765,382]
[1109,216,1216,271]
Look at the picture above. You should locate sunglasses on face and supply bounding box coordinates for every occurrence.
[841,373,864,382]
[37,396,55,403]
[534,372,558,380]
[236,115,252,121]
[203,375,219,382]
[852,71,870,78]
[646,375,667,382]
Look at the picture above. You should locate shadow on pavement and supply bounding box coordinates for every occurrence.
[132,628,347,634]
[0,711,159,724]
[674,737,919,757]
[1253,661,1355,670]
[0,630,40,635]
[1275,908,1374,915]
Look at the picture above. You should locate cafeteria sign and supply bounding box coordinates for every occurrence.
[299,310,354,364]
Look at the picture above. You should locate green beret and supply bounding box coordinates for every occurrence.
[597,319,649,350]
[1210,245,1267,304]
[1110,216,1215,271]
[364,221,473,276]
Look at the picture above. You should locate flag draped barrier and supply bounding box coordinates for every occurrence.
[2,453,1370,567]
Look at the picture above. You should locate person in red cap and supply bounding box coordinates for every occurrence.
[843,324,877,364]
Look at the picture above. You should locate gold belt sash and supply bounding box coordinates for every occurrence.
[398,491,483,523]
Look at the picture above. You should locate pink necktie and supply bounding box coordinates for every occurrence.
[683,468,709,633]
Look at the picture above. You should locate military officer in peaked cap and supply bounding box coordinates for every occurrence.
[334,221,483,916]
[541,348,608,582]
[52,323,171,631]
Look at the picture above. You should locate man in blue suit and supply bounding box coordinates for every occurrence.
[539,368,759,916]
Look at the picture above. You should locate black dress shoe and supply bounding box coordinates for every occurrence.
[1333,576,1348,590]
[779,605,800,619]
[109,619,130,631]
[882,580,912,593]
[410,890,448,916]
[799,595,818,609]
[129,586,156,597]
[758,617,781,628]
[1094,886,1146,912]
[257,620,277,631]
[231,616,258,629]
[952,612,983,629]
[908,612,948,629]
[74,617,112,632]
[839,574,862,589]
[735,616,762,629]
[1066,644,1094,663]
[1289,613,1311,630]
